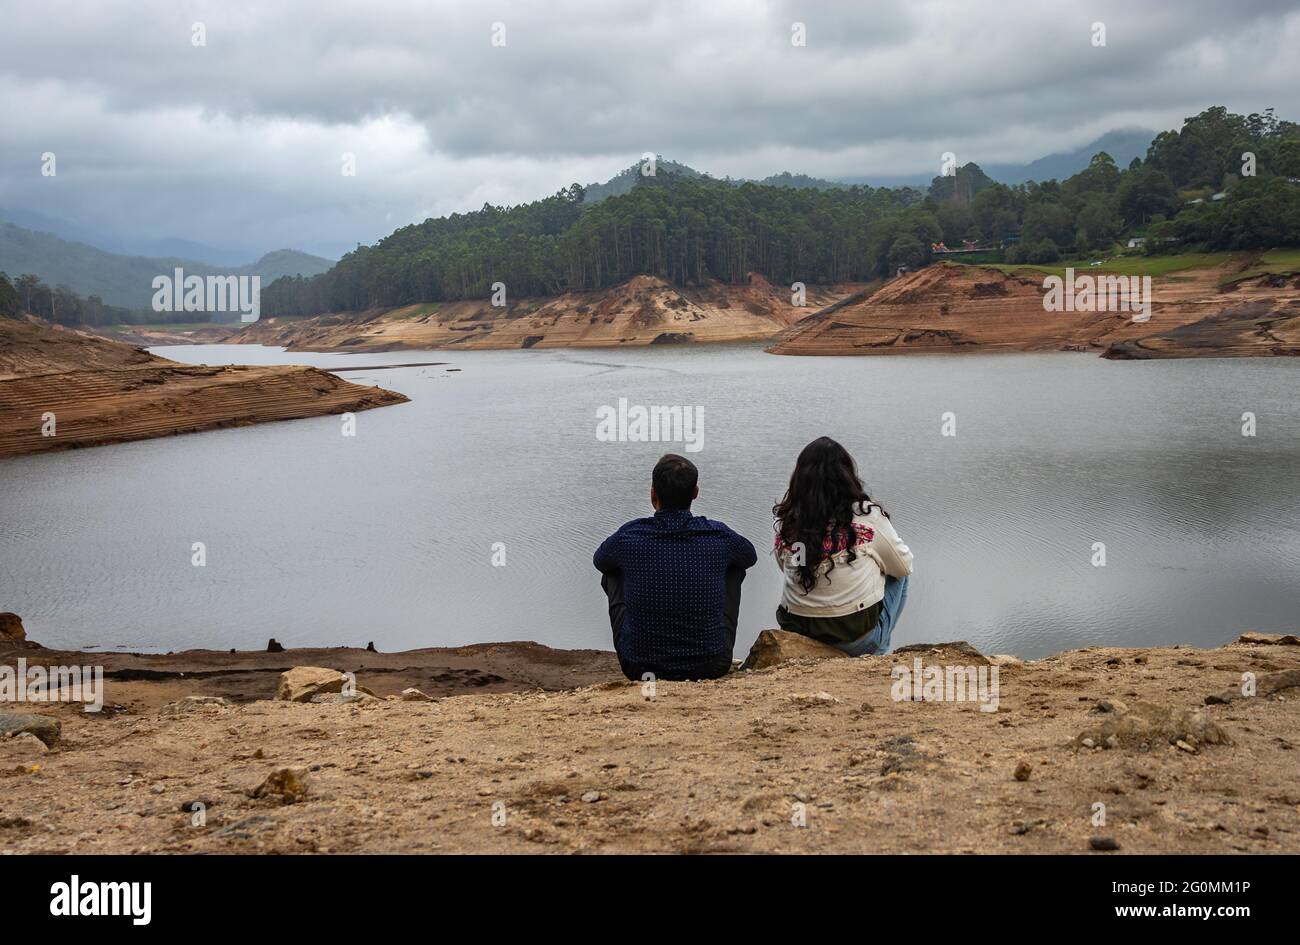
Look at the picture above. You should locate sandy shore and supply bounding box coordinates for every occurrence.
[2,633,1297,854]
[0,317,408,458]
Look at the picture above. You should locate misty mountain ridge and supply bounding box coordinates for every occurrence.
[588,127,1157,197]
[0,220,334,311]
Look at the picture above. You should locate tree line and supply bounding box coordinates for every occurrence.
[223,106,1300,318]
[0,271,180,326]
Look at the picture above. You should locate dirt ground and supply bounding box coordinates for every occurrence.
[2,636,1297,854]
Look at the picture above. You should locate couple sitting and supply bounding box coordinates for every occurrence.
[594,437,913,681]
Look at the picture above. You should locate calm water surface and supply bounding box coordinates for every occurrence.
[2,344,1298,658]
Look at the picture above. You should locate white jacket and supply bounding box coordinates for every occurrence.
[775,506,913,618]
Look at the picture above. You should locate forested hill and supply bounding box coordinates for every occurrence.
[261,107,1300,319]
[0,222,333,310]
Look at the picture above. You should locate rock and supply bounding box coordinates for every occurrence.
[159,695,232,716]
[1075,702,1231,751]
[1205,669,1300,705]
[0,732,49,758]
[740,630,850,671]
[249,767,310,804]
[308,692,377,705]
[180,798,215,813]
[1175,739,1197,754]
[1235,632,1300,646]
[366,641,377,653]
[265,638,284,653]
[787,691,841,708]
[1094,699,1129,714]
[1089,836,1120,851]
[581,791,601,803]
[1013,761,1033,781]
[0,711,61,747]
[988,654,1023,667]
[276,666,347,702]
[0,612,25,642]
[894,642,993,665]
[400,688,434,702]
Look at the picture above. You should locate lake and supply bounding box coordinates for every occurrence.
[3,343,1298,659]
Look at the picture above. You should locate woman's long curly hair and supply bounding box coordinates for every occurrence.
[773,437,886,593]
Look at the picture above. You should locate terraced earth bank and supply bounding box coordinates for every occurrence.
[0,318,407,458]
[769,261,1300,358]
[230,274,866,352]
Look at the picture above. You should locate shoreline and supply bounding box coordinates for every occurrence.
[3,632,1298,853]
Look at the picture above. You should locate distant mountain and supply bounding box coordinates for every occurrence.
[584,129,1155,201]
[984,128,1155,184]
[0,221,334,311]
[835,128,1156,189]
[0,206,260,266]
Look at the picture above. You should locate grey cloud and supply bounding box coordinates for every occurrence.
[0,0,1297,256]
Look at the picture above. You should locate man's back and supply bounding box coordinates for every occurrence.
[594,507,757,675]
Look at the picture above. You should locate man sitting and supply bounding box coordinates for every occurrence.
[594,454,757,681]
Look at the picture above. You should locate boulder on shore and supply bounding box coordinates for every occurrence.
[249,767,310,804]
[0,612,26,643]
[741,629,850,671]
[1235,632,1300,646]
[276,667,347,702]
[0,711,61,747]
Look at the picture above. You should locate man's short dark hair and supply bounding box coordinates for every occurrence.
[653,454,697,510]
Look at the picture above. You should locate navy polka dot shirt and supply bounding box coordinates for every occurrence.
[594,508,757,670]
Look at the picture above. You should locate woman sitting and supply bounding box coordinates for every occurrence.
[773,437,913,656]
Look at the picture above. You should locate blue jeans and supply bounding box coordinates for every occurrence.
[834,575,909,657]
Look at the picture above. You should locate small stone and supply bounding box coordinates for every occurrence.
[150,784,166,795]
[581,791,601,803]
[1089,836,1120,851]
[1080,738,1096,749]
[249,767,310,804]
[1013,761,1033,781]
[266,638,285,653]
[309,692,377,705]
[788,691,841,708]
[0,732,49,757]
[0,612,27,642]
[400,688,435,702]
[180,799,214,813]
[160,695,231,716]
[1175,739,1197,754]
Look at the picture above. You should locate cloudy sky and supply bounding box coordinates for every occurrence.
[1,0,1298,259]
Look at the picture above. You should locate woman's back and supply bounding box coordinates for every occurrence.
[774,502,912,618]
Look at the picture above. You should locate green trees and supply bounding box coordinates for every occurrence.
[0,273,138,325]
[263,176,931,316]
[0,273,22,319]
[1117,166,1180,227]
[258,106,1300,318]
